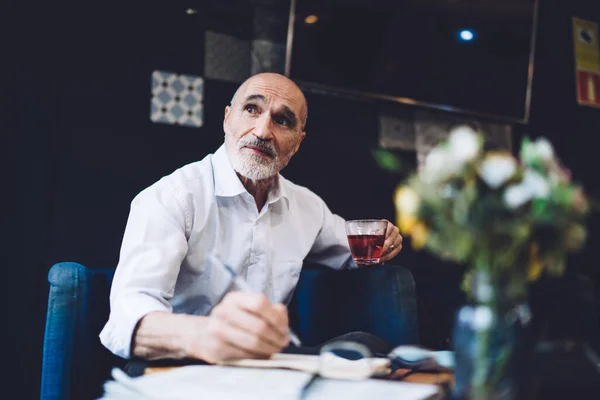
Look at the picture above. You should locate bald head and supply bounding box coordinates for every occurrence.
[230,73,308,130]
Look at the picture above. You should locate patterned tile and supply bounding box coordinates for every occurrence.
[151,70,204,128]
[378,114,416,150]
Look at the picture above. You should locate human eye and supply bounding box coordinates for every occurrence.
[244,104,259,114]
[274,115,292,127]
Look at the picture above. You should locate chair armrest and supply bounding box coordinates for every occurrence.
[41,262,90,400]
[41,262,119,400]
[288,263,419,347]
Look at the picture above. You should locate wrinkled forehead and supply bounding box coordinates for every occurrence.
[239,76,305,116]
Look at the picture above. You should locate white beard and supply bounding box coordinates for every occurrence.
[229,149,279,181]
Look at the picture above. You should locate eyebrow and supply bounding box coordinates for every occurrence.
[243,94,298,127]
[244,94,265,103]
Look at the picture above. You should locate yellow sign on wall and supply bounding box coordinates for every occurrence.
[573,17,600,107]
[573,17,600,71]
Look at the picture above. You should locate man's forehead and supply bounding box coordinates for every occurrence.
[240,78,304,111]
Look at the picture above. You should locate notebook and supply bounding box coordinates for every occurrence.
[218,353,392,378]
[102,365,441,400]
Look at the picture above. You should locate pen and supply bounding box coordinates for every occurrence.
[220,262,303,347]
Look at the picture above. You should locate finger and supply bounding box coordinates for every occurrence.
[380,235,403,262]
[218,304,289,348]
[202,323,272,362]
[214,338,268,361]
[217,345,267,362]
[381,232,402,260]
[272,303,289,329]
[219,320,283,357]
[383,219,394,238]
[383,225,400,253]
[232,293,289,337]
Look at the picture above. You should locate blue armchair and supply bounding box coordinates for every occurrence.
[41,262,419,400]
[41,263,124,400]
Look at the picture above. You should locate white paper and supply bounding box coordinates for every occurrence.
[308,378,440,400]
[100,365,440,400]
[102,366,313,400]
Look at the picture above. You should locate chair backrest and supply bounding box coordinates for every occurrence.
[41,262,123,400]
[288,264,419,348]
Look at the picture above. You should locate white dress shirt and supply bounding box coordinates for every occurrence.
[99,145,353,358]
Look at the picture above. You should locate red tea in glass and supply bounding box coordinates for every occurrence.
[345,220,388,266]
[347,234,385,264]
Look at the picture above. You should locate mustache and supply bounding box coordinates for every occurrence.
[239,138,277,158]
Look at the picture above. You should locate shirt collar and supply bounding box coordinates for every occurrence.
[266,174,289,208]
[212,145,290,209]
[212,145,247,197]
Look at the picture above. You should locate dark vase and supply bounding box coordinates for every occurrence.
[451,272,533,400]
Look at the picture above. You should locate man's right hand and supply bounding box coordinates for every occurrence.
[132,292,290,363]
[188,292,290,363]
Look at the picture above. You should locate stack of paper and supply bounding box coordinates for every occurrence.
[102,366,312,400]
[100,364,440,400]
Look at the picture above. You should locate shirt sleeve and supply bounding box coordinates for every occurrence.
[99,177,190,359]
[305,199,356,270]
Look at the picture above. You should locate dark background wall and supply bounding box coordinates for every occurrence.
[5,0,600,398]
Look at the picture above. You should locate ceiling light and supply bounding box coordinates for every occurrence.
[305,15,318,24]
[459,29,475,42]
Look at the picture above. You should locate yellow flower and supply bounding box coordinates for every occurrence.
[528,243,543,281]
[411,222,429,250]
[394,186,420,216]
[394,186,428,249]
[397,214,417,234]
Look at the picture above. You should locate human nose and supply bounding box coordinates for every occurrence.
[253,113,274,140]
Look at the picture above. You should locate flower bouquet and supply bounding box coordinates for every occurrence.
[393,126,589,399]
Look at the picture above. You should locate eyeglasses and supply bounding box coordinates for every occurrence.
[298,342,453,399]
[298,341,390,399]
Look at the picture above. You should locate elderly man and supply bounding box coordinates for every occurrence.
[100,73,403,365]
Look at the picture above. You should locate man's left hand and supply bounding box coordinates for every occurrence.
[380,219,403,263]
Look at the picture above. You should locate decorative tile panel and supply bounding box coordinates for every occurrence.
[378,114,416,150]
[151,70,204,128]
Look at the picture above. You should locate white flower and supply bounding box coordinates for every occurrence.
[523,169,550,198]
[504,184,533,209]
[503,168,551,209]
[424,147,446,174]
[478,153,517,189]
[521,137,556,165]
[534,138,554,161]
[421,147,458,183]
[448,125,481,163]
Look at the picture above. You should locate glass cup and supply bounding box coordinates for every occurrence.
[345,219,388,266]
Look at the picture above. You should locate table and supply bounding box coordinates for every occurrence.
[145,366,453,384]
[389,368,453,385]
[145,365,454,398]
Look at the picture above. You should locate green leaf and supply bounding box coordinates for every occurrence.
[372,149,404,174]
